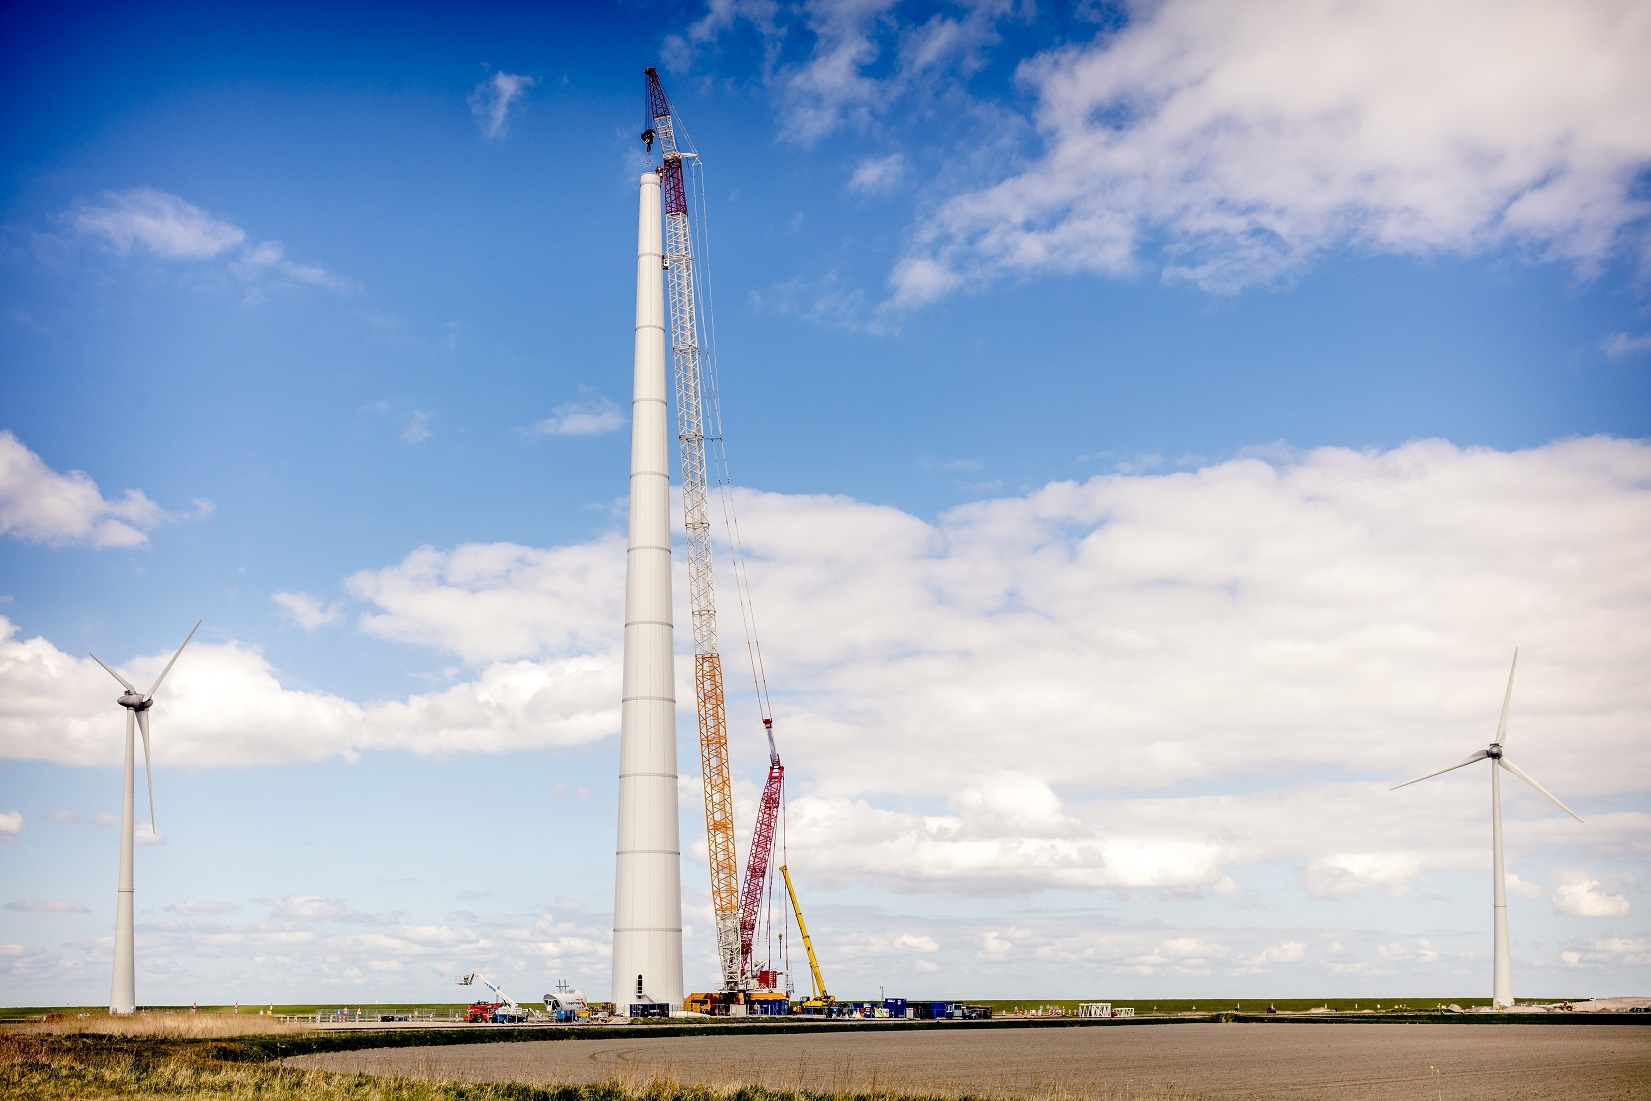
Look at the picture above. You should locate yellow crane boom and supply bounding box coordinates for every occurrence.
[780,864,829,1003]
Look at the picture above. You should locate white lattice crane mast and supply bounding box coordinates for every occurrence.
[643,67,742,992]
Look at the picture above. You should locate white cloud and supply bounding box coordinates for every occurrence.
[70,188,349,293]
[1257,941,1304,964]
[1561,936,1651,968]
[401,411,432,444]
[166,900,240,915]
[1552,870,1631,918]
[258,896,386,924]
[5,899,88,913]
[0,430,208,548]
[848,153,906,194]
[1304,853,1425,900]
[1377,938,1438,962]
[232,240,354,293]
[534,397,624,437]
[0,811,19,843]
[0,615,619,766]
[346,539,624,665]
[73,188,245,259]
[1603,332,1651,359]
[894,0,1651,302]
[469,72,537,138]
[271,591,340,631]
[0,437,1647,907]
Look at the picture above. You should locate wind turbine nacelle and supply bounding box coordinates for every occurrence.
[117,691,149,710]
[1487,744,1503,758]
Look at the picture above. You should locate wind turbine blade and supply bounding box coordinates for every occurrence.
[1500,757,1582,822]
[145,620,200,699]
[136,709,155,830]
[1391,749,1490,790]
[90,653,136,692]
[1495,648,1518,745]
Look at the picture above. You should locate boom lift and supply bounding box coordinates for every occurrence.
[457,971,528,1023]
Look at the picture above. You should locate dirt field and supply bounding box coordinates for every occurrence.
[291,1021,1651,1101]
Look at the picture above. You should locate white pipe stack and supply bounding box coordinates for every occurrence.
[610,170,684,1015]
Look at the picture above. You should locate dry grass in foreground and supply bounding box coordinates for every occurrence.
[17,1010,309,1039]
[0,1027,1204,1101]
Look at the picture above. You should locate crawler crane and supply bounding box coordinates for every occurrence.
[643,67,825,1015]
[643,65,742,997]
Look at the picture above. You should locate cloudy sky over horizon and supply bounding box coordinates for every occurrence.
[2,0,1649,1008]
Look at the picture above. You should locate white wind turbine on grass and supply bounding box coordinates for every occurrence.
[1392,649,1582,1009]
[89,621,199,1015]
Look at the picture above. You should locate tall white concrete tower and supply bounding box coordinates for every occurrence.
[610,169,684,1014]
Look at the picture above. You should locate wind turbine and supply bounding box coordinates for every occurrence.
[1392,649,1581,1009]
[90,620,199,1015]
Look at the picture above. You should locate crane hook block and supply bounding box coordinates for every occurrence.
[641,128,655,152]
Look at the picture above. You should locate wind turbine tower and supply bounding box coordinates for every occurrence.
[609,158,684,1014]
[1393,650,1582,1009]
[90,621,199,1015]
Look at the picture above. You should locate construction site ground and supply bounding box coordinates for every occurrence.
[290,1017,1651,1101]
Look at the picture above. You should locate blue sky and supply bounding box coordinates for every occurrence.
[2,0,1649,1007]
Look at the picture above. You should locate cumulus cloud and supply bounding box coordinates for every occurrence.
[469,71,537,138]
[1562,936,1651,968]
[534,397,624,437]
[1304,853,1425,900]
[0,811,19,843]
[0,430,208,548]
[5,899,88,913]
[70,188,349,293]
[1552,870,1631,918]
[271,591,340,631]
[345,538,624,665]
[1,437,1647,902]
[0,615,620,766]
[893,0,1651,301]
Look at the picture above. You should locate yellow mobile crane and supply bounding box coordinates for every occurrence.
[781,865,833,1012]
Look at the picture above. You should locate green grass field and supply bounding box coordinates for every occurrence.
[0,1004,470,1020]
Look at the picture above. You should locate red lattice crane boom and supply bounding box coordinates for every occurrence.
[737,719,784,977]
